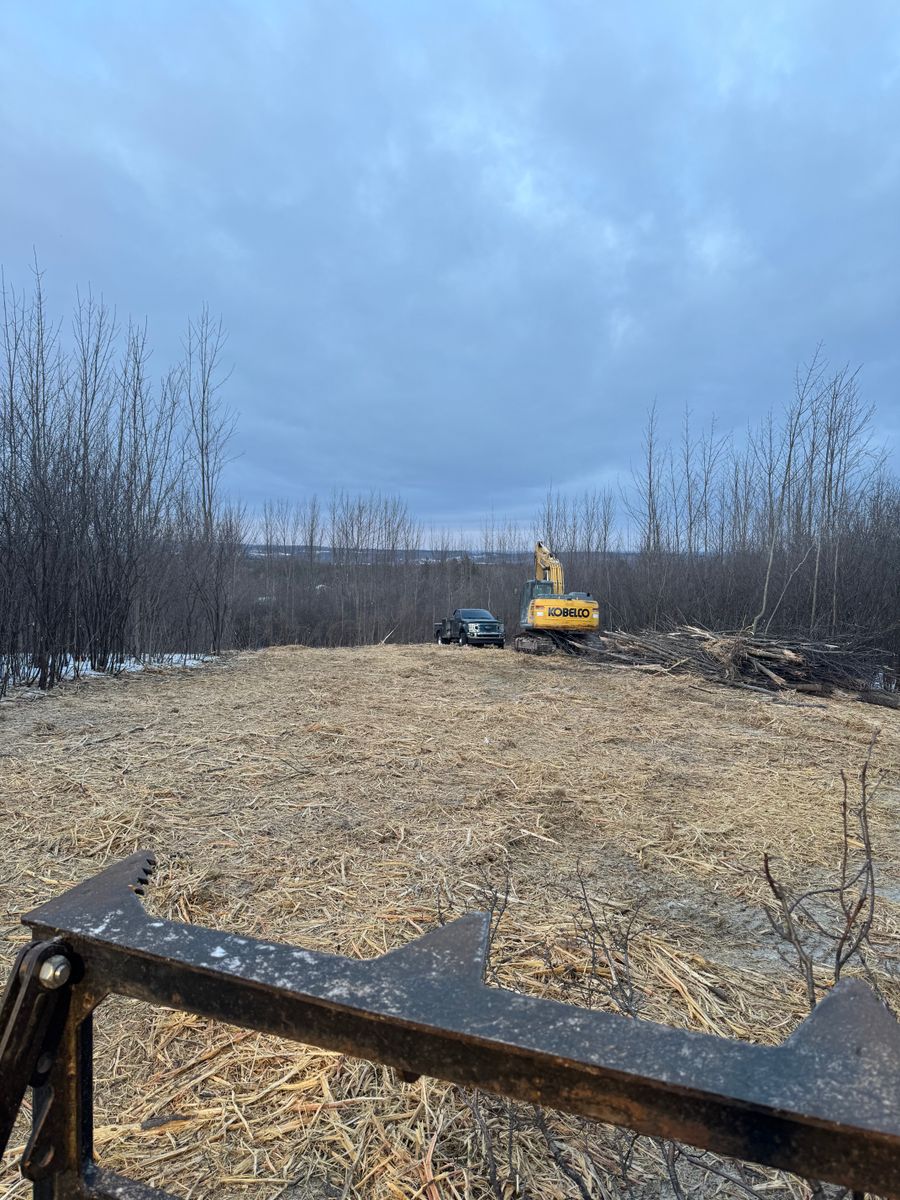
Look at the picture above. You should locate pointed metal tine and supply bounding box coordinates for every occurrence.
[374,912,490,985]
[786,978,900,1058]
[22,850,159,931]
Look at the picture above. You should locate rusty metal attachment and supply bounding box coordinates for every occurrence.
[1,851,899,1197]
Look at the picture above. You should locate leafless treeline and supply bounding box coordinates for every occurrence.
[0,273,239,693]
[613,352,900,644]
[3,274,898,689]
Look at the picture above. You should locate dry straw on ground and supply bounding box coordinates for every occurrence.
[1,644,898,1198]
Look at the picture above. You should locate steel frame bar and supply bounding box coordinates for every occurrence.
[1,851,897,1196]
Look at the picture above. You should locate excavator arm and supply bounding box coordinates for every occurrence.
[534,541,565,592]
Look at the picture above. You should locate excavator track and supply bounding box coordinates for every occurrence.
[514,630,597,655]
[513,633,556,655]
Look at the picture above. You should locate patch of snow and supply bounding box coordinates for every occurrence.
[0,652,216,701]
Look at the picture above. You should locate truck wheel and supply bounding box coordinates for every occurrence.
[435,630,444,645]
[458,629,467,646]
[497,640,505,649]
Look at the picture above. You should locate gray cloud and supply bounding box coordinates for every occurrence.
[2,1,898,526]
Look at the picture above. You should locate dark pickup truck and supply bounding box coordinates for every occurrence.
[435,608,505,648]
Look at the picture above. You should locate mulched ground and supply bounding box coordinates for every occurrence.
[2,644,898,1197]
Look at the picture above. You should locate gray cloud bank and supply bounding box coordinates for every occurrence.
[2,2,898,527]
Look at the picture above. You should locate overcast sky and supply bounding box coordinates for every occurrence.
[2,2,898,528]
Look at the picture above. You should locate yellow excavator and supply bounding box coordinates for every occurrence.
[515,542,600,653]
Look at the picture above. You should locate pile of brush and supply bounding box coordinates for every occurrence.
[570,626,898,703]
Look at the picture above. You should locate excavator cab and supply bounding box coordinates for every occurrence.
[519,578,554,627]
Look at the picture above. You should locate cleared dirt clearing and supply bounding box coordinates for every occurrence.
[2,645,898,1197]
